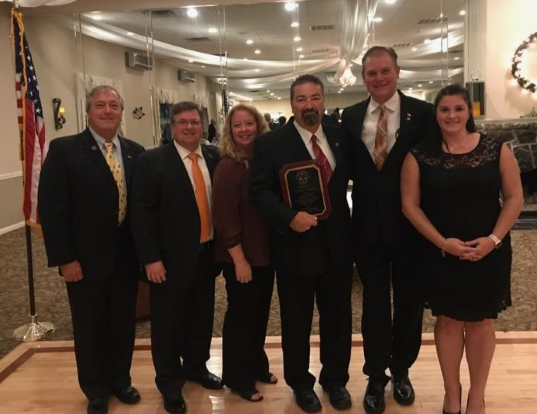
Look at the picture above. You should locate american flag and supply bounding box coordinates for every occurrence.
[11,9,47,227]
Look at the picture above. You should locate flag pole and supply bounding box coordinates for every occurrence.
[10,4,55,342]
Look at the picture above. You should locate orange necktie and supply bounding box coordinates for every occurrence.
[373,104,388,170]
[187,152,211,242]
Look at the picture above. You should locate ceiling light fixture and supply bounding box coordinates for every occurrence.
[385,0,397,4]
[127,31,134,36]
[296,47,303,52]
[188,59,194,63]
[454,57,460,60]
[246,39,254,45]
[89,13,103,21]
[418,84,423,87]
[255,69,261,72]
[294,36,301,42]
[291,22,299,28]
[459,10,466,16]
[299,54,305,59]
[372,17,383,23]
[208,28,218,34]
[285,1,297,12]
[429,80,434,84]
[186,8,198,18]
[255,49,261,54]
[411,47,418,51]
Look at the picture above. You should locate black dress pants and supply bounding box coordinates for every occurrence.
[150,248,219,397]
[356,242,424,379]
[276,266,352,392]
[66,274,138,400]
[221,263,274,390]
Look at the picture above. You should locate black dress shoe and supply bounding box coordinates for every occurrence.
[163,394,187,414]
[188,372,223,390]
[87,397,108,414]
[111,385,141,404]
[323,385,352,410]
[294,389,322,413]
[363,378,387,414]
[392,375,415,406]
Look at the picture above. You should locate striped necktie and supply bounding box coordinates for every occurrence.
[373,104,388,170]
[311,134,333,183]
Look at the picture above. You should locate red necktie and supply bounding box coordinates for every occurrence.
[311,134,333,183]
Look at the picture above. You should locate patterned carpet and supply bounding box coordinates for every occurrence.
[1,227,536,360]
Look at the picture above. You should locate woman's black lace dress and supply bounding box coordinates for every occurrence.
[411,134,511,321]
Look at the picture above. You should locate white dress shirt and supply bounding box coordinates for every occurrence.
[361,92,401,159]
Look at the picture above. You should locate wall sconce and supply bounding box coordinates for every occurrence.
[52,98,66,130]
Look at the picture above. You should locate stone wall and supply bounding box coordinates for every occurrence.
[476,118,537,172]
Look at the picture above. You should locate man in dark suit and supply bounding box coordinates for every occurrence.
[249,74,353,413]
[341,46,433,414]
[130,102,221,414]
[39,85,145,414]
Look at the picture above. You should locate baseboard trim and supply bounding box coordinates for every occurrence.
[0,172,22,181]
[0,221,25,236]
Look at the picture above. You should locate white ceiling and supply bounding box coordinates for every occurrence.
[34,0,467,99]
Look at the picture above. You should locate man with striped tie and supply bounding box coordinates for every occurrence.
[341,46,433,414]
[39,85,145,414]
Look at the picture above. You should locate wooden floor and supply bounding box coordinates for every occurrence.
[1,333,537,413]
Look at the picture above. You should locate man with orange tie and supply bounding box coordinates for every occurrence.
[249,74,353,413]
[341,46,433,414]
[130,102,221,414]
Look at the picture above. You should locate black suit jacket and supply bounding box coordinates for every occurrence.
[38,128,145,280]
[130,142,220,289]
[248,122,352,276]
[341,90,433,249]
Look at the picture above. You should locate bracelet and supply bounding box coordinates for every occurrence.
[440,238,447,258]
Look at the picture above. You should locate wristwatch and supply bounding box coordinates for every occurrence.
[488,234,502,249]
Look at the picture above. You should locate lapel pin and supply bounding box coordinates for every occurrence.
[335,142,339,147]
[127,155,132,159]
[91,145,97,151]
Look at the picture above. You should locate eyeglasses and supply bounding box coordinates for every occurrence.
[172,120,201,127]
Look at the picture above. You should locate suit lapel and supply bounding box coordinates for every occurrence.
[201,145,218,182]
[282,123,315,162]
[119,136,134,188]
[352,99,379,172]
[79,129,117,187]
[383,91,412,171]
[164,143,196,203]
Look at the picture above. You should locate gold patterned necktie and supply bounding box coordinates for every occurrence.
[103,141,127,224]
[187,152,211,242]
[373,104,388,170]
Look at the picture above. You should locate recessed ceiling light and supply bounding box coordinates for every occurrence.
[454,57,460,60]
[89,13,103,21]
[408,87,413,90]
[285,1,297,11]
[186,8,198,18]
[418,84,423,87]
[372,17,383,23]
[278,97,282,100]
[429,81,434,84]
[459,10,466,16]
[266,90,271,93]
[291,22,299,28]
[296,47,303,52]
[270,93,275,96]
[338,91,342,94]
[127,31,134,36]
[385,0,396,4]
[299,54,305,59]
[208,28,218,34]
[201,65,206,68]
[243,58,249,61]
[188,59,194,63]
[411,47,418,51]
[424,39,431,44]
[255,49,261,54]
[255,69,260,72]
[294,36,301,42]
[246,39,254,45]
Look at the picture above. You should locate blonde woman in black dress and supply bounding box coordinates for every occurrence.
[401,84,523,414]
